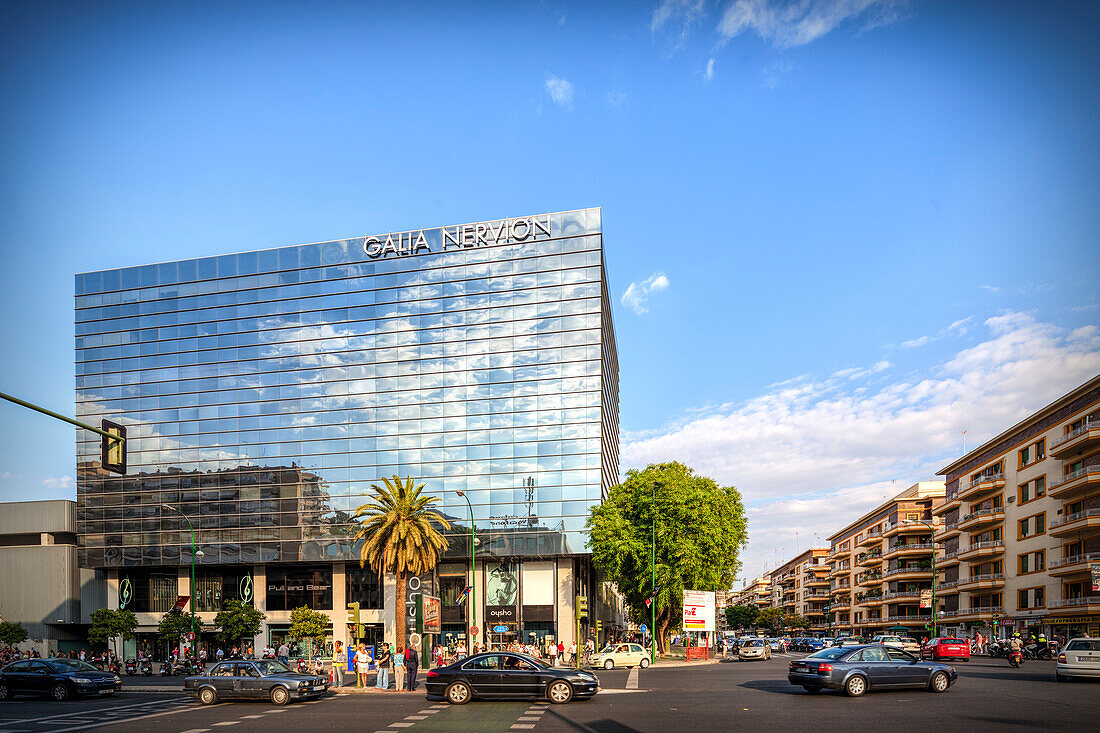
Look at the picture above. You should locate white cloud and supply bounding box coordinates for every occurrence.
[947,316,973,335]
[621,272,670,315]
[981,284,1000,293]
[622,311,1100,582]
[761,59,793,88]
[42,475,74,490]
[545,75,575,109]
[704,57,716,80]
[605,91,628,110]
[718,0,903,48]
[651,0,708,35]
[900,335,932,349]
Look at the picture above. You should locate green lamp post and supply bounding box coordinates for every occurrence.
[456,491,477,648]
[162,504,203,658]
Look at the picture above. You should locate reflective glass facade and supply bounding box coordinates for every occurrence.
[75,208,618,570]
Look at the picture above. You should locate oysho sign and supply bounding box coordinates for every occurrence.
[364,214,552,260]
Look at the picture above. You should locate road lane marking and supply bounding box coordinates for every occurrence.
[40,703,228,733]
[626,667,639,689]
[212,722,240,727]
[240,715,265,719]
[405,716,427,720]
[0,698,190,726]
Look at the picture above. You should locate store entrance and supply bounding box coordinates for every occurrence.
[489,623,519,650]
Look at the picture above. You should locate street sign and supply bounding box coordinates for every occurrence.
[493,625,508,633]
[470,625,479,636]
[186,632,195,642]
[639,624,648,635]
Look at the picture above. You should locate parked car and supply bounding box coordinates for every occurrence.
[872,635,904,648]
[767,638,787,653]
[738,639,772,661]
[837,637,865,647]
[588,643,650,670]
[805,638,826,652]
[921,638,970,662]
[822,637,837,647]
[898,636,921,653]
[426,652,599,704]
[0,658,121,701]
[787,644,957,696]
[184,660,328,705]
[1056,638,1100,682]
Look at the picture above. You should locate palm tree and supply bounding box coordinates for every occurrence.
[352,476,451,652]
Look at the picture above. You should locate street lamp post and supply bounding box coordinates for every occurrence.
[650,481,661,665]
[162,504,203,659]
[909,519,938,638]
[456,491,476,649]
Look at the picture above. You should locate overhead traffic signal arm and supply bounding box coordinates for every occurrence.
[0,392,127,475]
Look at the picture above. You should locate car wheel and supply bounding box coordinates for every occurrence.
[0,683,9,701]
[929,671,949,693]
[51,683,70,702]
[844,675,867,697]
[270,686,290,706]
[640,657,650,668]
[445,681,471,705]
[603,659,614,670]
[199,687,219,705]
[802,686,821,694]
[547,680,573,704]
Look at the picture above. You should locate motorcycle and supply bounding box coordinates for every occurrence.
[988,641,1005,658]
[1008,649,1024,668]
[107,659,122,676]
[125,659,137,676]
[160,660,174,676]
[140,659,153,676]
[296,658,309,674]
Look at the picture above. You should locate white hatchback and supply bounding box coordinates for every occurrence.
[1057,638,1100,681]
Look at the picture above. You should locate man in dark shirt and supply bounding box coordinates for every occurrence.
[404,645,419,691]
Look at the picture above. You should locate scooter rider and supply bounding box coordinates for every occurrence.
[1008,633,1023,665]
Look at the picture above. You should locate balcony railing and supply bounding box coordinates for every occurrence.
[888,542,935,553]
[1049,552,1100,569]
[1048,596,1100,609]
[960,508,1005,524]
[1050,417,1094,449]
[884,566,933,578]
[1050,464,1100,491]
[1048,508,1100,530]
[959,573,1005,585]
[960,540,1005,554]
[885,614,932,623]
[968,472,1005,488]
[883,590,924,600]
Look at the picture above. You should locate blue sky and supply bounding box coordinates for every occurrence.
[1,1,1098,582]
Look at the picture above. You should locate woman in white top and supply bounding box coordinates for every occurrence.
[355,643,373,688]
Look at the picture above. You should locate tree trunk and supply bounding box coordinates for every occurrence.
[395,572,407,652]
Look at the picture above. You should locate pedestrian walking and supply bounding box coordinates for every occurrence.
[376,643,391,689]
[332,641,346,688]
[548,641,558,666]
[355,643,373,688]
[404,644,419,691]
[557,641,565,665]
[394,644,406,691]
[215,646,225,663]
[277,642,289,666]
[569,641,577,665]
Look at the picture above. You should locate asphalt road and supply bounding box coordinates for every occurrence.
[1,655,1096,732]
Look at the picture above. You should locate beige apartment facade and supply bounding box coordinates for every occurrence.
[734,575,773,611]
[827,482,946,638]
[935,375,1100,641]
[771,548,831,633]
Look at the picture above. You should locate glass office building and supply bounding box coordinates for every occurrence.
[75,208,619,655]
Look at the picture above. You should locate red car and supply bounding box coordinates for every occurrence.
[921,638,970,662]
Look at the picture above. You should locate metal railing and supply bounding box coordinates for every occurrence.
[1049,552,1100,569]
[959,573,1005,585]
[885,614,931,623]
[961,540,1005,553]
[884,566,933,577]
[888,542,935,553]
[966,472,1005,489]
[1049,508,1100,530]
[883,590,923,599]
[1048,596,1100,609]
[1050,464,1100,489]
[1050,417,1095,448]
[960,508,1005,524]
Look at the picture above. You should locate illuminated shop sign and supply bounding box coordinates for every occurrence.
[364,214,552,260]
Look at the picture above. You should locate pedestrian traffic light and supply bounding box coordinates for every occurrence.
[576,596,588,620]
[100,419,126,475]
[347,601,360,638]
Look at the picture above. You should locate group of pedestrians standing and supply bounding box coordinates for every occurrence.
[333,640,419,691]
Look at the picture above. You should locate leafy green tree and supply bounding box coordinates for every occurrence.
[725,604,759,630]
[756,607,788,633]
[158,611,202,646]
[352,475,450,652]
[587,462,748,653]
[215,600,265,647]
[88,609,137,656]
[0,621,28,646]
[786,613,810,630]
[288,606,330,657]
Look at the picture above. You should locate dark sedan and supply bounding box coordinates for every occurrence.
[426,652,599,705]
[0,658,121,701]
[788,644,957,697]
[184,660,328,705]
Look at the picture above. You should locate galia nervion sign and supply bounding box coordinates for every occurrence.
[364,214,552,260]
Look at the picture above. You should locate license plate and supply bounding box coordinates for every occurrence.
[99,689,113,695]
[793,664,807,671]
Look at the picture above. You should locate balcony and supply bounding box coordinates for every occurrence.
[831,545,851,559]
[884,566,933,581]
[859,594,885,607]
[856,571,883,587]
[957,540,1006,561]
[937,580,959,592]
[1049,552,1100,576]
[939,521,960,539]
[952,605,1004,620]
[804,576,830,588]
[938,549,960,567]
[1048,596,1100,610]
[830,596,852,611]
[885,542,935,560]
[958,508,1006,532]
[883,589,924,601]
[859,530,883,547]
[856,550,884,567]
[885,614,932,624]
[804,590,830,599]
[1050,418,1100,458]
[1049,465,1100,499]
[933,496,961,515]
[829,564,852,577]
[1048,508,1100,538]
[958,472,1005,501]
[957,573,1006,591]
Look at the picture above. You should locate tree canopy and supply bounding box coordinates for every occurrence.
[725,603,759,630]
[158,611,203,645]
[756,607,789,633]
[586,462,748,652]
[352,475,450,651]
[0,621,28,646]
[288,606,330,645]
[215,600,265,645]
[88,609,137,654]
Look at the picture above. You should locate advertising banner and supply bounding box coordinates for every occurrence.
[920,590,932,609]
[682,589,716,632]
[1091,563,1100,592]
[421,595,441,634]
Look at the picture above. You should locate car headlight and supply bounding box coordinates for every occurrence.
[72,677,92,684]
[114,675,122,683]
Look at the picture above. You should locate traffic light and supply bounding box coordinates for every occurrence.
[347,602,362,638]
[100,420,126,475]
[576,596,588,620]
[595,619,602,634]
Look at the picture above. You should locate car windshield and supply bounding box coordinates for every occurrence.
[743,640,763,647]
[252,660,292,676]
[47,659,100,672]
[939,638,964,644]
[1066,640,1100,651]
[599,645,616,653]
[808,647,850,660]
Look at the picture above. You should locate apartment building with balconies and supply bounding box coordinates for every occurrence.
[936,375,1100,641]
[827,482,945,638]
[770,548,831,633]
[734,575,773,611]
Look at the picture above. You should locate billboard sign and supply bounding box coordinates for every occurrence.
[682,590,716,632]
[920,590,932,609]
